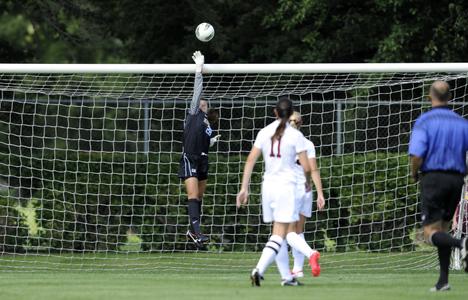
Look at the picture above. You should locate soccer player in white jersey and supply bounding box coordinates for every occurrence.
[236,98,321,287]
[288,111,325,278]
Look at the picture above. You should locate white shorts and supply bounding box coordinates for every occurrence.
[261,180,299,223]
[296,183,313,218]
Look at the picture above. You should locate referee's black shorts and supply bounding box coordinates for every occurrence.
[420,171,464,226]
[178,153,209,181]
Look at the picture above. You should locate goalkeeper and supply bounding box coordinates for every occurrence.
[178,51,220,248]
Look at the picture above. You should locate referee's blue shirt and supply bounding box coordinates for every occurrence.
[409,106,468,174]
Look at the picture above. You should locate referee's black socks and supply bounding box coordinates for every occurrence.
[436,246,451,287]
[430,232,461,288]
[430,232,462,248]
[188,199,201,234]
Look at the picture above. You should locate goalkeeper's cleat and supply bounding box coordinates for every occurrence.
[429,283,451,292]
[197,233,209,244]
[250,268,263,287]
[291,270,304,279]
[186,230,209,249]
[309,251,321,277]
[281,278,303,286]
[186,230,202,248]
[462,237,468,273]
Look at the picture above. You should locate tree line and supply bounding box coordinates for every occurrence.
[0,0,467,64]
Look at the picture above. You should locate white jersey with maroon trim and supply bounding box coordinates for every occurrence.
[293,137,316,184]
[253,120,307,184]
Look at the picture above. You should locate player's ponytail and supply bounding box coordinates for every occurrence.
[207,108,219,125]
[271,97,293,142]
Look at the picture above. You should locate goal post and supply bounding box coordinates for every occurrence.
[452,170,468,270]
[0,63,467,272]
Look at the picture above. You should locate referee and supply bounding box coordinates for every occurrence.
[409,80,468,291]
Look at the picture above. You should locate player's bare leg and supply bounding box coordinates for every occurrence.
[197,179,207,199]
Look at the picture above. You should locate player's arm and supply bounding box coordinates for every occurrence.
[408,120,427,182]
[298,151,311,187]
[236,146,262,208]
[210,134,221,147]
[296,134,311,186]
[209,111,221,146]
[309,157,325,210]
[410,155,424,182]
[188,51,204,115]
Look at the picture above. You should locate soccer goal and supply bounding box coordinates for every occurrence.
[0,63,467,272]
[452,175,468,270]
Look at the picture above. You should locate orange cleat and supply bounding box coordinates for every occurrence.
[309,251,321,277]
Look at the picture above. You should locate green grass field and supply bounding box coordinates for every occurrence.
[0,252,467,300]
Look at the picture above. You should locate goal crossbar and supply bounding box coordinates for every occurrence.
[0,63,468,74]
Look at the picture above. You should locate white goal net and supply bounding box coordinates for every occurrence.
[0,64,467,272]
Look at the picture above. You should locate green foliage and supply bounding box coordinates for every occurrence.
[316,152,418,252]
[15,198,43,236]
[0,150,418,253]
[2,1,468,63]
[120,230,143,252]
[265,0,468,63]
[0,195,29,253]
[0,0,123,63]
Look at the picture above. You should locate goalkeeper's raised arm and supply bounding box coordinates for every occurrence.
[189,51,205,115]
[177,51,219,249]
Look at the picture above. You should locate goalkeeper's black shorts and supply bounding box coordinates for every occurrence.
[420,171,464,226]
[178,153,209,181]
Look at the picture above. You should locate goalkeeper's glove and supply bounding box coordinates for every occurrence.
[192,51,204,73]
[210,134,221,147]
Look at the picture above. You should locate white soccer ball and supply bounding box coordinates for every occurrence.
[195,23,215,42]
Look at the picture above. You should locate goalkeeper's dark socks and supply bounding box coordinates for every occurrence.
[436,246,451,289]
[197,199,202,215]
[430,232,462,248]
[187,199,201,234]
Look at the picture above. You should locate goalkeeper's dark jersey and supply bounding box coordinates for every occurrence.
[183,111,212,155]
[182,72,213,155]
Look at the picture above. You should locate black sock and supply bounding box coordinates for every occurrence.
[436,246,451,288]
[197,199,201,216]
[197,199,202,224]
[431,232,462,248]
[187,199,200,234]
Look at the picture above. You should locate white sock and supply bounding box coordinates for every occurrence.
[292,233,305,272]
[286,232,316,259]
[275,241,292,281]
[255,235,283,275]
